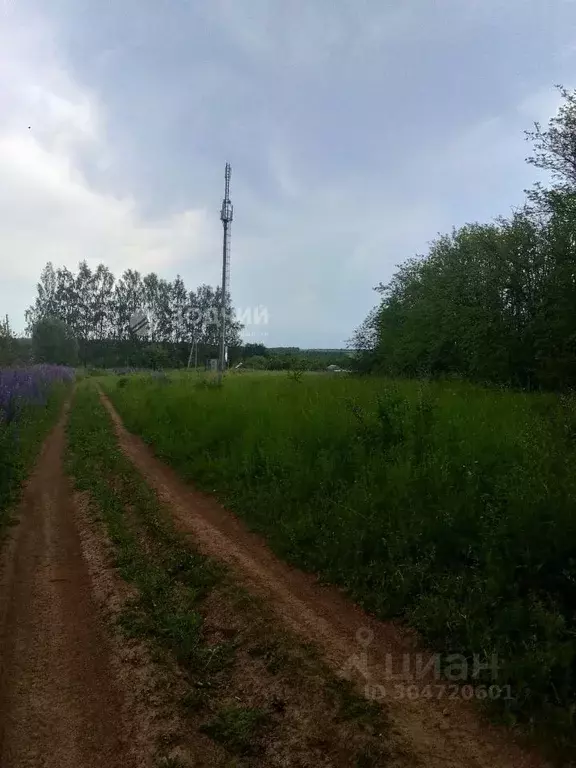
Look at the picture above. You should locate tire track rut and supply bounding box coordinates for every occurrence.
[0,404,135,768]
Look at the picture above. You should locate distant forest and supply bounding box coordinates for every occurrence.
[23,262,242,368]
[354,86,576,390]
[0,263,349,370]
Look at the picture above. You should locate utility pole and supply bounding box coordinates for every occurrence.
[218,162,233,383]
[187,339,197,370]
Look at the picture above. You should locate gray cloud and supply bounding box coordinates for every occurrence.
[1,0,575,345]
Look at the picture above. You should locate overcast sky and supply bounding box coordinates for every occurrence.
[1,0,574,347]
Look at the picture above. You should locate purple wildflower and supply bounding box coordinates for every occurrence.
[0,365,74,425]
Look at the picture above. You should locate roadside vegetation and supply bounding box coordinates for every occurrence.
[66,381,397,766]
[354,87,576,391]
[0,364,72,535]
[105,370,576,747]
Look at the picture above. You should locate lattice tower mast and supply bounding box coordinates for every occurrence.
[218,162,233,381]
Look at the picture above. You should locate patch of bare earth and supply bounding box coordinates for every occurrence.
[100,390,553,768]
[0,405,138,767]
[189,579,402,766]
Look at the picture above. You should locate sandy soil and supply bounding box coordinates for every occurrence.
[101,390,553,768]
[0,406,136,768]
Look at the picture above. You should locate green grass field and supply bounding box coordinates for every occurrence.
[104,370,576,742]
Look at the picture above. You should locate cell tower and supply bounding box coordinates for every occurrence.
[218,162,233,382]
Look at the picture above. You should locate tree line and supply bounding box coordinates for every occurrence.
[353,86,576,390]
[25,263,243,368]
[20,264,352,371]
[0,316,29,367]
[242,346,352,371]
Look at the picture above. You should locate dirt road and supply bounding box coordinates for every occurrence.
[101,392,551,768]
[0,392,554,768]
[0,406,135,768]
